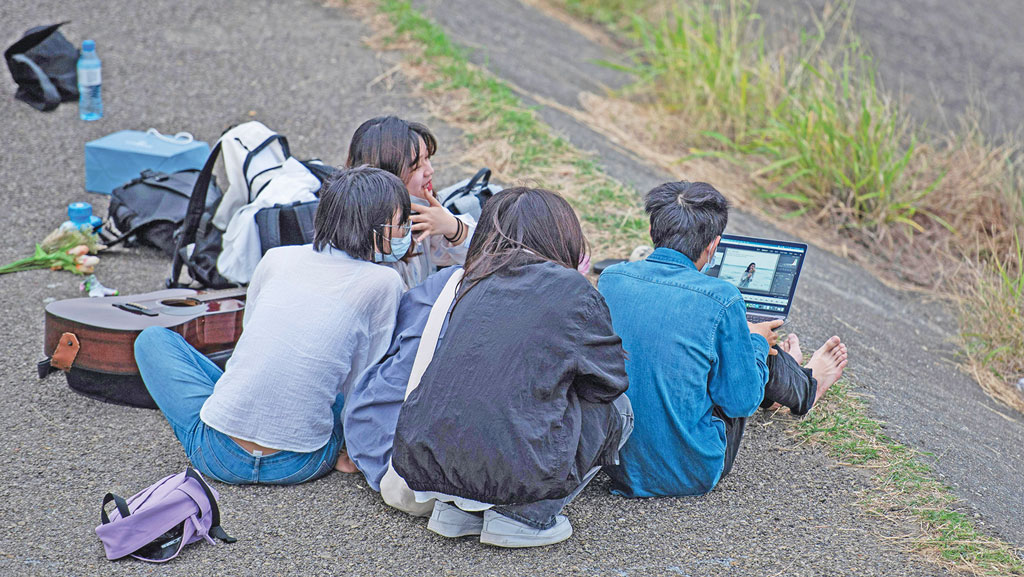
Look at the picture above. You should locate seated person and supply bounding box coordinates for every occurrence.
[346,116,475,289]
[343,265,460,492]
[598,180,848,498]
[133,166,410,485]
[389,187,633,548]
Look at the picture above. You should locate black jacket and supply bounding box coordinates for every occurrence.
[392,258,629,504]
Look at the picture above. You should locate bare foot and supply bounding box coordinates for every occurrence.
[806,336,848,404]
[779,333,803,362]
[334,449,359,474]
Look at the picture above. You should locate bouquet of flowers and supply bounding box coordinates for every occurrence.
[0,226,104,275]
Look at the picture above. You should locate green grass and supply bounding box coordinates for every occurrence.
[368,1,1024,573]
[379,0,651,255]
[562,0,1024,427]
[798,384,1024,573]
[579,0,940,233]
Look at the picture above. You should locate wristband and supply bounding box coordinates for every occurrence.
[444,217,464,244]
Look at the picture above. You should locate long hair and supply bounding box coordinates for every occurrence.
[312,165,410,261]
[458,187,587,302]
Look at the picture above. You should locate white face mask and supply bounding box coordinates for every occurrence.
[700,240,720,274]
[375,232,411,263]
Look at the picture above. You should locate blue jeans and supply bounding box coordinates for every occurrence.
[134,327,344,485]
[493,394,635,529]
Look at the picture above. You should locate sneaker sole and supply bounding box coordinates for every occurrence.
[427,517,482,538]
[479,523,573,548]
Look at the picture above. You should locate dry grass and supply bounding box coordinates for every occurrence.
[552,0,1024,412]
[327,0,1024,573]
[336,0,650,260]
[798,383,1024,574]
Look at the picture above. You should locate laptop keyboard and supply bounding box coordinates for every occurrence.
[746,314,781,324]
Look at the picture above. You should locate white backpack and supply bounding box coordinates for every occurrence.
[211,121,293,230]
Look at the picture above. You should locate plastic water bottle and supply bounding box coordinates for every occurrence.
[77,40,102,121]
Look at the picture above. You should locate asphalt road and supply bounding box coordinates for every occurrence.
[0,0,1009,576]
[758,0,1024,137]
[411,0,1024,551]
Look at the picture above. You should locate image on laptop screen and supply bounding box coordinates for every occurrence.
[706,235,808,321]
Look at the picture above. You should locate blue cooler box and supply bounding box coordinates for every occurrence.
[84,130,210,194]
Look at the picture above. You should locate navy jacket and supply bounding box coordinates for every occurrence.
[392,257,629,504]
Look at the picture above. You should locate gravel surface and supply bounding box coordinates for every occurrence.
[0,0,968,575]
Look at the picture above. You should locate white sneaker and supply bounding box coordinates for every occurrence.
[479,510,573,548]
[427,501,484,538]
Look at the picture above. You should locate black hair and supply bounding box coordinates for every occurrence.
[346,116,438,185]
[459,187,587,302]
[312,165,411,260]
[645,181,730,262]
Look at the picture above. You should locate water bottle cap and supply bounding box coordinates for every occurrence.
[82,40,96,52]
[68,201,93,223]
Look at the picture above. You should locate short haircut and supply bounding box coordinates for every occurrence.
[645,181,730,262]
[313,165,411,260]
[346,116,437,184]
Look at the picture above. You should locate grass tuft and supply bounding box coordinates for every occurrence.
[560,0,1024,418]
[347,0,1024,573]
[799,384,1024,574]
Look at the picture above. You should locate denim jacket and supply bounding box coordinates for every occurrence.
[598,247,769,497]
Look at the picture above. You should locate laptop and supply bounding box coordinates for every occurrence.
[704,235,808,324]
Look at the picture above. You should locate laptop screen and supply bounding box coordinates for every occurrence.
[706,235,808,318]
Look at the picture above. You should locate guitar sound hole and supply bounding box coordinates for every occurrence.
[161,298,202,307]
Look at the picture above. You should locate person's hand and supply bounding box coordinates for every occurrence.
[748,319,783,355]
[410,193,460,243]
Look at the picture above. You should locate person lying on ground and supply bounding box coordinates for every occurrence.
[388,187,633,548]
[347,116,475,289]
[597,180,848,498]
[133,166,410,485]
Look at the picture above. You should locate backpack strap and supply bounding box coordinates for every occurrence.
[406,269,464,400]
[10,54,60,111]
[295,202,316,243]
[99,492,131,524]
[242,134,290,202]
[168,140,222,288]
[466,167,491,191]
[258,207,283,256]
[184,468,236,544]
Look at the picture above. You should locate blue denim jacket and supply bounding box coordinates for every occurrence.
[598,247,770,497]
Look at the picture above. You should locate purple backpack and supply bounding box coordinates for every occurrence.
[95,468,236,562]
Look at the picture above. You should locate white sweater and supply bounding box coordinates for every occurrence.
[200,245,403,452]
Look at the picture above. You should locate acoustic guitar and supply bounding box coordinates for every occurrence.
[40,287,247,408]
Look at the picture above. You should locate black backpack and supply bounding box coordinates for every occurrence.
[104,169,222,256]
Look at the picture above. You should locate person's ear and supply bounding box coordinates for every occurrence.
[704,235,721,261]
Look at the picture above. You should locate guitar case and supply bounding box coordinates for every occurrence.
[38,349,233,409]
[38,288,245,409]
